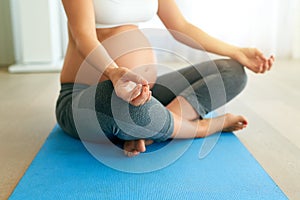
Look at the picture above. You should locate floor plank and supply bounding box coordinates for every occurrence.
[227,59,300,199]
[0,69,60,200]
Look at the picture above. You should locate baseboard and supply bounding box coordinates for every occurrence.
[8,61,63,73]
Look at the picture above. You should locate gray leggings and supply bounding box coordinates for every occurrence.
[56,59,247,142]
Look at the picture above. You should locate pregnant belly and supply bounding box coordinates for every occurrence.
[115,49,157,86]
[99,27,157,86]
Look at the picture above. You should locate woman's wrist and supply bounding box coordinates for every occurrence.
[104,63,119,79]
[229,46,243,61]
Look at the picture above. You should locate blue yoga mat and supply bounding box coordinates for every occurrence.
[10,125,287,200]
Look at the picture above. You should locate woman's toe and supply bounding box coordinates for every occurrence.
[135,140,146,152]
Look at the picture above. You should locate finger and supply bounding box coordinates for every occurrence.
[123,81,137,99]
[261,61,269,73]
[247,62,260,73]
[125,71,148,86]
[268,60,273,71]
[271,55,275,62]
[146,91,152,102]
[255,49,267,62]
[248,65,259,73]
[130,86,150,106]
[255,58,266,74]
[255,64,263,73]
[135,87,150,106]
[250,57,264,73]
[143,85,151,102]
[257,62,263,73]
[269,55,275,60]
[268,55,275,71]
[262,58,272,72]
[131,86,150,101]
[255,55,267,72]
[129,84,142,101]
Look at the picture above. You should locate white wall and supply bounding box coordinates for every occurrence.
[9,0,67,73]
[0,0,14,66]
[177,0,300,59]
[143,0,300,59]
[292,0,300,58]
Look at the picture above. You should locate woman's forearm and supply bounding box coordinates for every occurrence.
[173,22,241,59]
[173,22,276,73]
[68,27,118,79]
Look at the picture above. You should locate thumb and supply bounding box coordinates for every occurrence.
[124,71,148,85]
[255,49,267,62]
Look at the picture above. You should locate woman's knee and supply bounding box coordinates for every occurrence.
[229,59,247,87]
[215,59,248,91]
[107,97,174,142]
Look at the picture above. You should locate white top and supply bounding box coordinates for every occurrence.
[93,0,158,28]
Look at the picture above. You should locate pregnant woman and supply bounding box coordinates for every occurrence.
[56,0,274,157]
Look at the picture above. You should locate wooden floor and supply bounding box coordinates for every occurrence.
[0,59,299,199]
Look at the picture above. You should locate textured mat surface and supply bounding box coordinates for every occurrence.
[10,125,287,200]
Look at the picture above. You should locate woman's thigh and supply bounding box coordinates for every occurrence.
[151,59,247,107]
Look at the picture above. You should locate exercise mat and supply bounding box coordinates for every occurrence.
[9,125,287,200]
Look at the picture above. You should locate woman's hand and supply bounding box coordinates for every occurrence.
[106,67,151,106]
[235,48,275,73]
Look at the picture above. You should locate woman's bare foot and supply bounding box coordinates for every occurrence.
[123,139,154,157]
[197,113,248,138]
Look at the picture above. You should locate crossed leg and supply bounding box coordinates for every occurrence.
[124,59,248,157]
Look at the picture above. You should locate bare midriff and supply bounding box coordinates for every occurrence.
[60,25,157,86]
